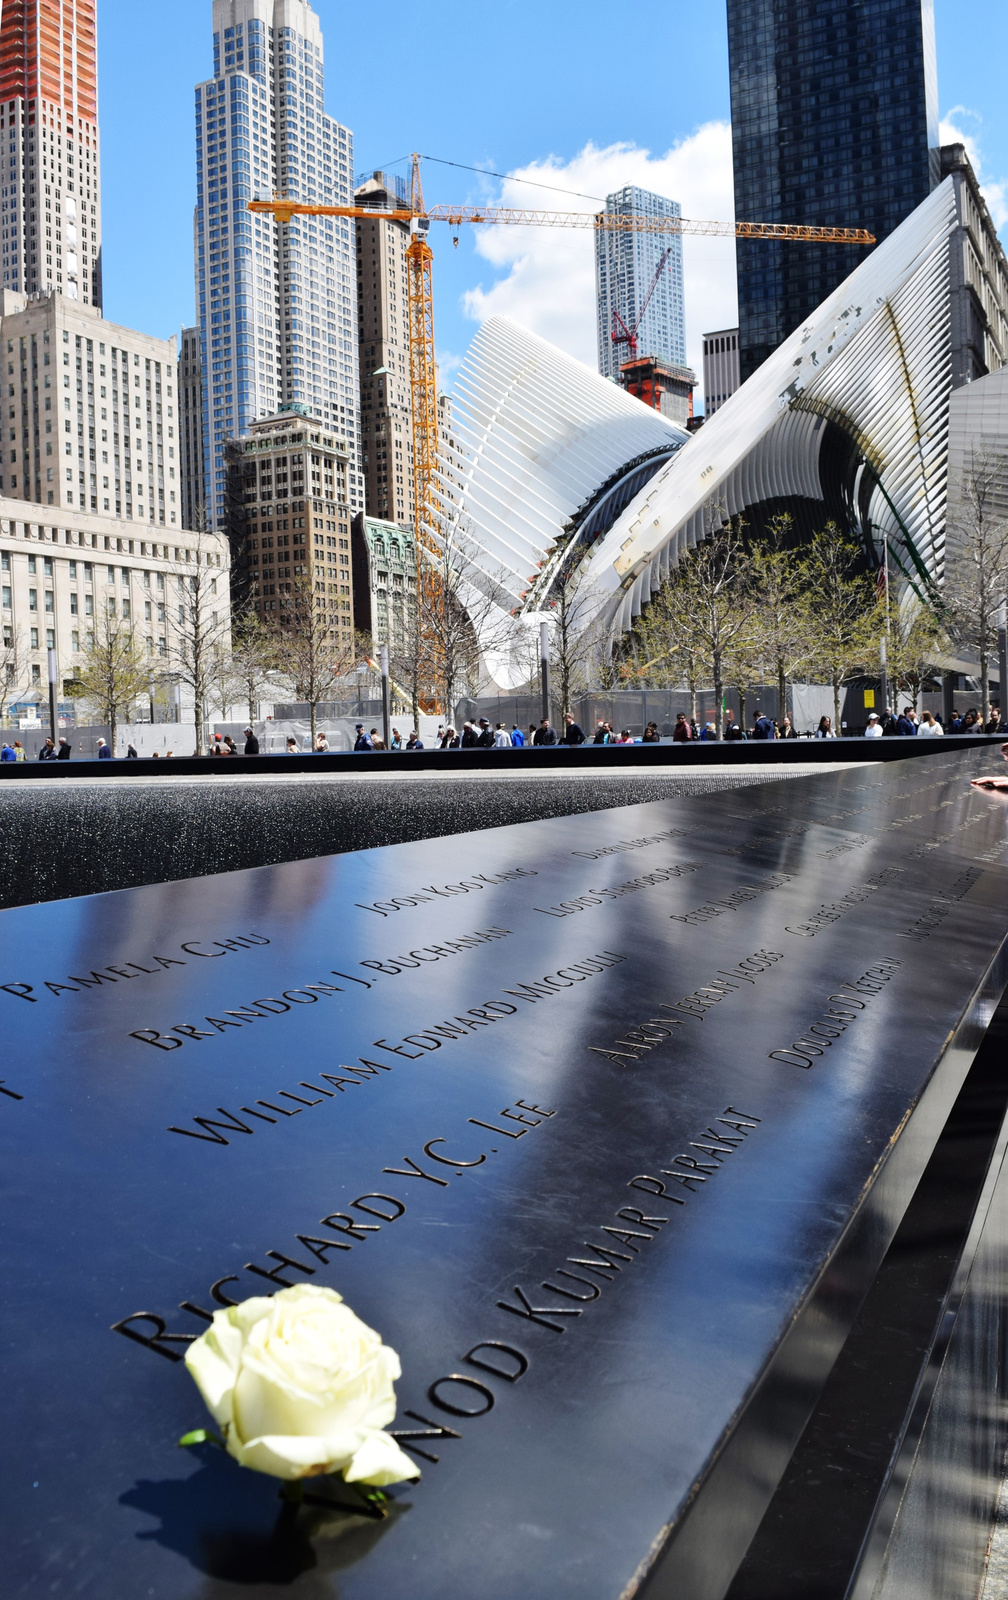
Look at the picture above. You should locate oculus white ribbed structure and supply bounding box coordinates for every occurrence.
[444,178,962,687]
[581,176,959,634]
[437,319,686,688]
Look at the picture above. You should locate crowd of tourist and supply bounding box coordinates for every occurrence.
[4,702,1002,761]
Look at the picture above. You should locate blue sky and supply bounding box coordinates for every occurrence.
[100,0,1007,386]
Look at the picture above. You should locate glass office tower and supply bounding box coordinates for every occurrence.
[727,0,939,380]
[595,186,686,381]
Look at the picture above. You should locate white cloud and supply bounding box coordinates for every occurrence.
[939,107,1007,228]
[459,126,737,395]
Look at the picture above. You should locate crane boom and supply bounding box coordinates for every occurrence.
[249,155,875,713]
[248,197,874,245]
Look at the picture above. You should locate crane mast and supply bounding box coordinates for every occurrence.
[249,158,875,713]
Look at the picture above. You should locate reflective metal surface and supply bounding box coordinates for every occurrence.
[2,746,1008,1599]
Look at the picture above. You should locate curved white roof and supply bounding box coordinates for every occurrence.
[580,178,960,630]
[438,316,685,617]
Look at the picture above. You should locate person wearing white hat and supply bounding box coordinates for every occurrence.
[864,713,883,738]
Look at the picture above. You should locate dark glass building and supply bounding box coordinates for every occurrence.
[728,0,940,380]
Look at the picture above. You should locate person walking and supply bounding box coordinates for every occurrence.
[56,737,72,760]
[405,730,424,749]
[353,723,372,751]
[533,718,558,746]
[126,742,139,759]
[723,710,745,741]
[864,712,883,738]
[13,739,27,761]
[561,712,586,746]
[751,708,775,740]
[369,729,385,750]
[314,732,330,752]
[986,708,1003,735]
[510,724,525,748]
[38,736,57,761]
[493,722,512,748]
[896,706,918,736]
[0,742,15,761]
[641,721,661,743]
[476,717,495,748]
[699,721,718,741]
[243,726,260,755]
[389,728,403,750]
[672,713,692,743]
[918,710,943,737]
[815,716,836,738]
[778,715,798,739]
[285,736,299,753]
[592,720,609,745]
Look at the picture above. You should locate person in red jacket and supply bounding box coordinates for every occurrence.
[671,713,692,743]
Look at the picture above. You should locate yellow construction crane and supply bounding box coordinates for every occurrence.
[250,154,874,708]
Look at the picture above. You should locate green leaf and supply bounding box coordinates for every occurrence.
[178,1428,223,1449]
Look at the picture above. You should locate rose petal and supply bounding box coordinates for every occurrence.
[184,1304,259,1427]
[232,1427,364,1479]
[344,1430,421,1486]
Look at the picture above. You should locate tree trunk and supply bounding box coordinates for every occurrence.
[310,701,317,745]
[713,650,723,738]
[738,687,747,731]
[832,672,842,732]
[777,657,787,726]
[981,641,990,728]
[688,662,698,729]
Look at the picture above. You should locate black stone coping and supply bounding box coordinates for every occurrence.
[1,739,1005,914]
[4,747,1008,1600]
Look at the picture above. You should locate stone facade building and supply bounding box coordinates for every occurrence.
[0,290,179,523]
[225,408,352,637]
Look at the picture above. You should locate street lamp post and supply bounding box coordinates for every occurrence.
[540,620,550,725]
[47,648,58,743]
[380,643,390,751]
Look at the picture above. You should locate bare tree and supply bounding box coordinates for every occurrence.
[0,621,28,725]
[423,520,512,718]
[73,608,149,752]
[168,523,230,753]
[272,574,366,743]
[944,448,1008,726]
[543,558,612,718]
[228,607,281,724]
[746,515,814,718]
[887,602,945,714]
[803,523,879,729]
[634,511,751,736]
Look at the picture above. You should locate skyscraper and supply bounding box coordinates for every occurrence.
[0,0,101,305]
[194,0,362,531]
[179,326,205,529]
[355,171,414,528]
[595,186,685,381]
[728,0,939,380]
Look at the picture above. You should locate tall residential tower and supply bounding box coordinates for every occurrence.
[595,186,685,381]
[727,0,939,379]
[0,0,101,305]
[194,0,362,531]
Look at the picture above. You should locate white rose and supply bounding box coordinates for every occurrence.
[184,1283,420,1486]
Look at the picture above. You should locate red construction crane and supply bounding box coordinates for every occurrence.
[611,245,675,359]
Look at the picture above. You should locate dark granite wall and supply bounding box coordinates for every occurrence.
[0,767,808,910]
